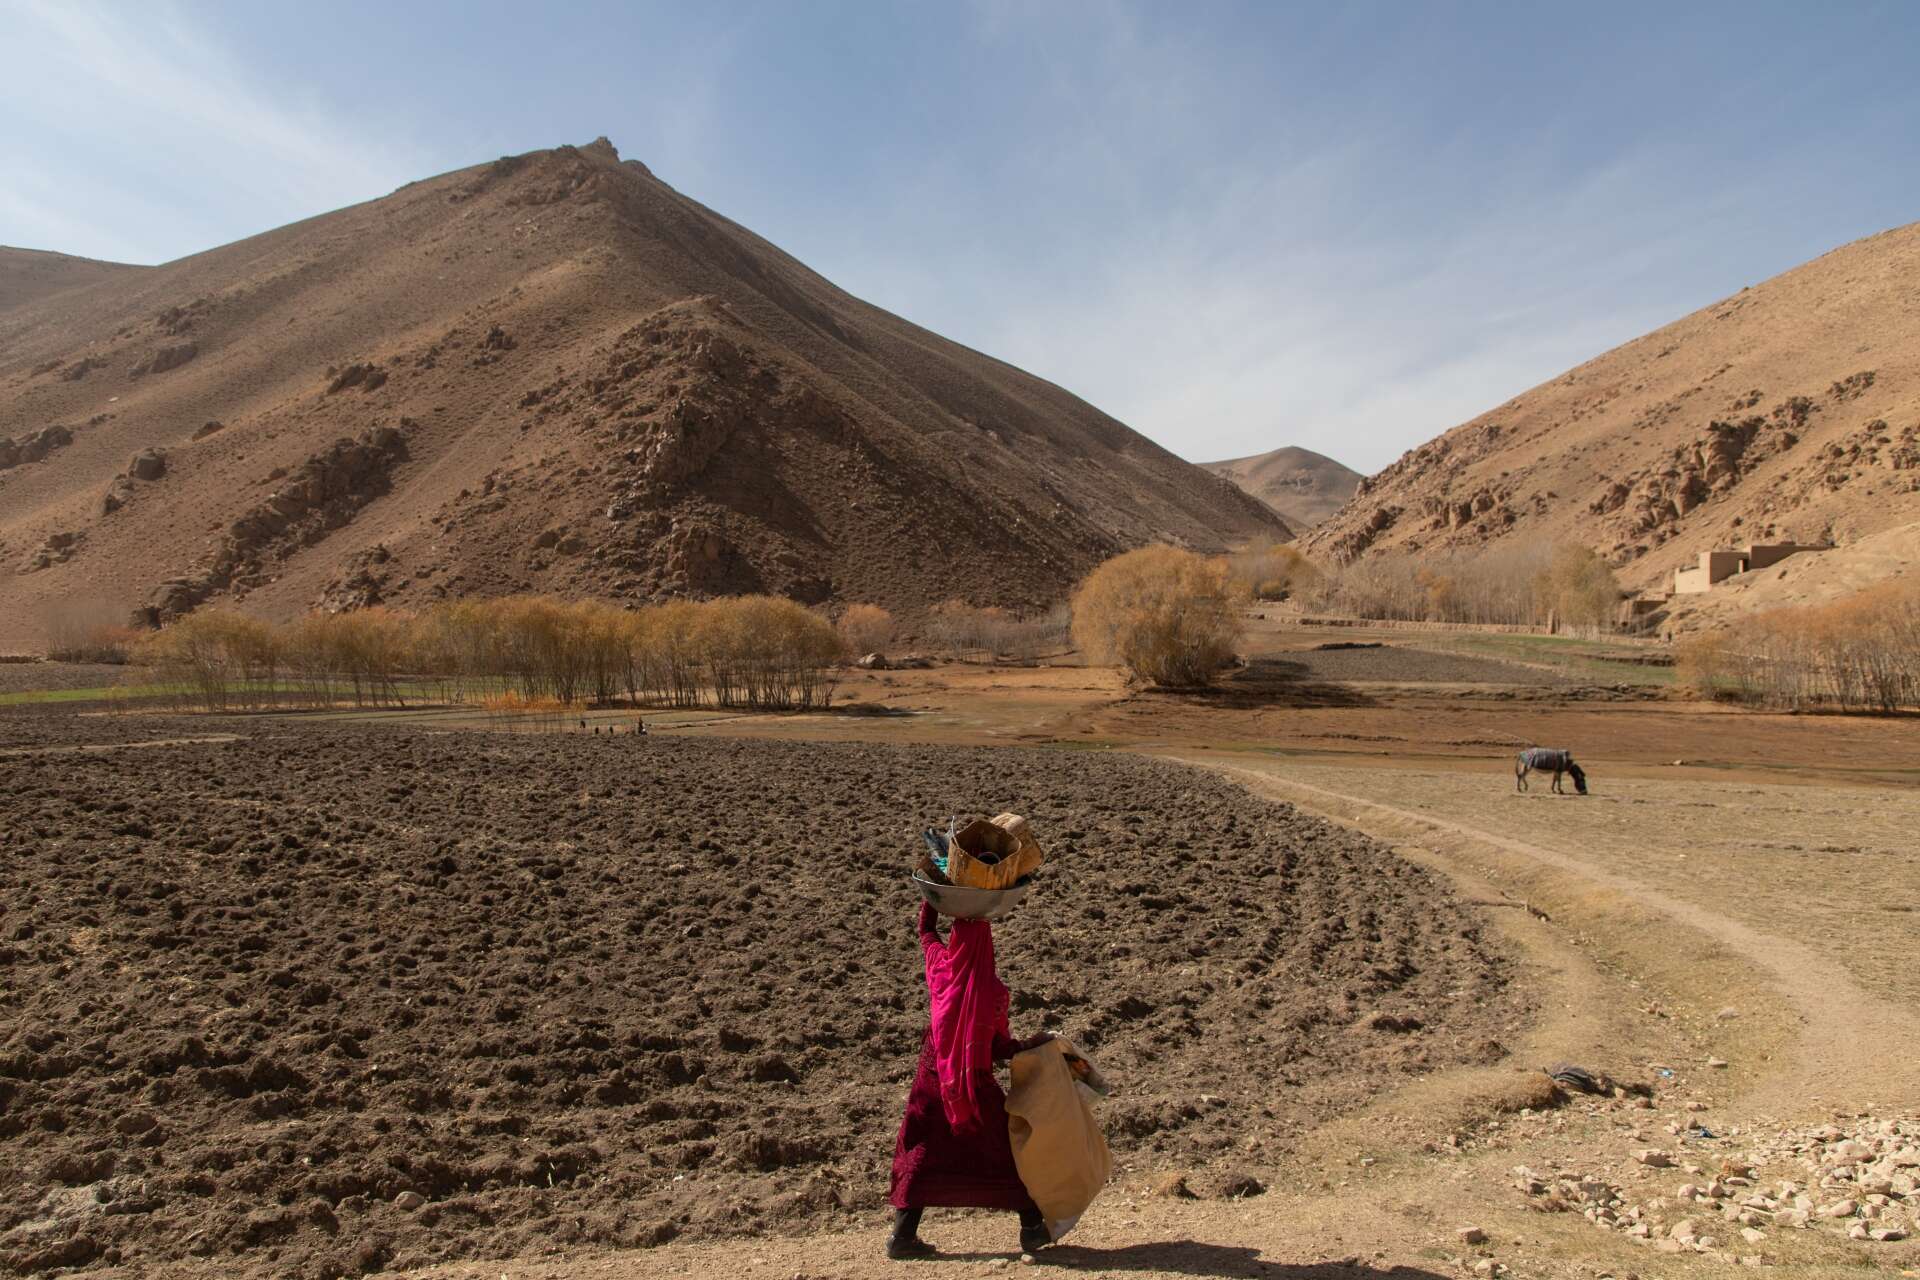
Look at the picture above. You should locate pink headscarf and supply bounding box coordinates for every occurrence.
[923,916,1010,1134]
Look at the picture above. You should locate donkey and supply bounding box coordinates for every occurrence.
[1515,747,1587,794]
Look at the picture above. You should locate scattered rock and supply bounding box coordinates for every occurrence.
[130,342,198,376]
[0,424,74,471]
[1635,1150,1676,1168]
[1457,1226,1488,1245]
[101,477,136,515]
[855,652,891,670]
[1707,1057,1730,1069]
[325,362,388,394]
[17,530,83,574]
[1366,1011,1423,1033]
[1150,1173,1196,1199]
[1210,1171,1265,1200]
[392,1191,425,1211]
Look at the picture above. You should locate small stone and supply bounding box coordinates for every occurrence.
[1151,1173,1196,1199]
[1869,1227,1907,1241]
[1457,1226,1488,1245]
[1819,1198,1857,1218]
[1707,1058,1729,1069]
[1847,1223,1869,1240]
[1210,1171,1265,1199]
[1687,1101,1710,1113]
[1740,1227,1765,1244]
[1636,1150,1676,1168]
[393,1190,425,1211]
[1670,1219,1699,1241]
[1715,1007,1740,1020]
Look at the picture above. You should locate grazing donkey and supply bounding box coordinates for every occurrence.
[1515,747,1587,794]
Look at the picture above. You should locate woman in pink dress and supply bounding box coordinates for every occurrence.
[888,902,1051,1258]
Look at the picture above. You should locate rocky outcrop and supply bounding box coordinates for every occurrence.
[130,343,198,376]
[0,425,72,471]
[149,427,408,620]
[17,531,82,574]
[1583,402,1810,556]
[1324,503,1400,563]
[127,449,167,482]
[325,363,389,394]
[100,477,135,515]
[101,450,168,514]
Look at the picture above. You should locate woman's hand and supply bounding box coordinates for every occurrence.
[1016,1032,1055,1053]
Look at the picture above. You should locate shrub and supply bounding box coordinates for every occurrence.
[1070,546,1242,687]
[40,600,139,664]
[837,603,895,656]
[1224,539,1319,601]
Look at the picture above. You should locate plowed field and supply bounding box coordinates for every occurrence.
[0,722,1521,1277]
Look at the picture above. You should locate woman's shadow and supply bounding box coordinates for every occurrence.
[934,1240,1447,1278]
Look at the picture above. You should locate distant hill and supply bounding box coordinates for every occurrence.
[0,247,144,315]
[0,139,1284,646]
[1201,445,1362,531]
[1303,220,1920,606]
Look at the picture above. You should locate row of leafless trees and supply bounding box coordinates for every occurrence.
[138,596,846,713]
[1298,543,1623,631]
[1677,581,1920,712]
[921,600,1072,662]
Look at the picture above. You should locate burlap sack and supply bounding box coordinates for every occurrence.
[1006,1039,1110,1241]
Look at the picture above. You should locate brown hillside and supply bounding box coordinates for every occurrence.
[1202,445,1361,530]
[1303,220,1920,597]
[0,139,1283,646]
[0,247,144,315]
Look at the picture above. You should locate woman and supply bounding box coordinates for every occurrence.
[889,901,1051,1258]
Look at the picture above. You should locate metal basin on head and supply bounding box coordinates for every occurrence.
[911,873,1034,921]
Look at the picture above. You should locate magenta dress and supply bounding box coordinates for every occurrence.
[889,904,1038,1213]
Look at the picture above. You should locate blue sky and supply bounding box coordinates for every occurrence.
[4,1,1918,472]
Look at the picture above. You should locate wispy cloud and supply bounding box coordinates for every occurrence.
[0,0,425,263]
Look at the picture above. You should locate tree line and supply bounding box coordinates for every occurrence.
[1677,581,1920,712]
[138,595,845,714]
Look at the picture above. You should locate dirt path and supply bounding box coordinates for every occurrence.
[1173,753,1920,1118]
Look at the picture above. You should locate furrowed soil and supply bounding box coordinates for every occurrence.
[0,724,1523,1278]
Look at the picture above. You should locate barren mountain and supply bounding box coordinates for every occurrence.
[0,247,144,315]
[1202,445,1362,530]
[0,139,1282,646]
[1304,220,1920,599]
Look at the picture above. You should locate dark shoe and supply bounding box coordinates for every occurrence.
[887,1235,936,1260]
